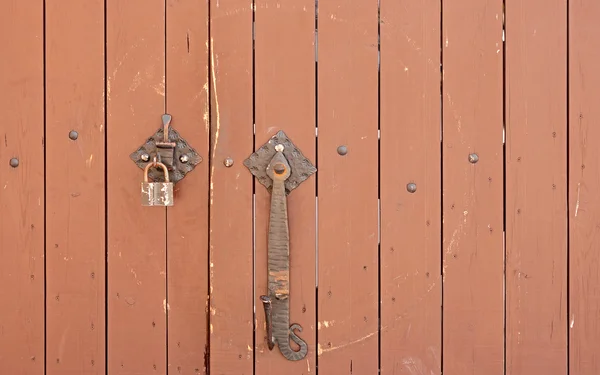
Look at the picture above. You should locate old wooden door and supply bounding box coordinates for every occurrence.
[1,0,599,374]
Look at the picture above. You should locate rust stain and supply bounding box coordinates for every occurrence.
[269,270,289,281]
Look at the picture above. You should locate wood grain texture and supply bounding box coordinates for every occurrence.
[569,1,600,373]
[106,0,167,373]
[442,1,504,374]
[254,1,317,373]
[505,0,568,373]
[45,0,105,373]
[0,0,45,373]
[317,0,379,373]
[208,0,254,373]
[379,1,441,373]
[165,0,210,373]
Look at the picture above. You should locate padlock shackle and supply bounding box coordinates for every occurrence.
[143,161,170,183]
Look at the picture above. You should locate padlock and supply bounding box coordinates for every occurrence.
[141,161,174,206]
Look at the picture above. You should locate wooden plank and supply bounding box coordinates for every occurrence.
[208,0,254,373]
[0,0,45,372]
[316,1,379,373]
[379,1,441,374]
[505,0,568,373]
[45,0,105,373]
[442,1,504,374]
[569,1,600,373]
[253,1,316,373]
[165,1,210,373]
[106,0,167,373]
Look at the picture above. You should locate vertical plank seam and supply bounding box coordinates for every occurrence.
[502,1,507,374]
[314,0,319,372]
[104,0,109,371]
[251,0,257,373]
[439,0,445,374]
[43,0,48,371]
[502,0,507,373]
[164,1,169,373]
[377,0,382,373]
[566,5,573,369]
[206,0,213,372]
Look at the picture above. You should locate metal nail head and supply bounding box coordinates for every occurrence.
[468,153,479,164]
[140,153,150,162]
[9,158,19,168]
[224,157,234,167]
[407,183,417,193]
[337,145,348,156]
[68,130,78,140]
[179,154,189,163]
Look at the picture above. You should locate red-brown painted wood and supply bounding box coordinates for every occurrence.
[442,1,504,374]
[0,0,45,373]
[208,0,254,373]
[166,0,210,373]
[569,1,600,374]
[46,0,106,373]
[506,0,568,373]
[107,0,167,373]
[380,1,442,373]
[317,1,379,373]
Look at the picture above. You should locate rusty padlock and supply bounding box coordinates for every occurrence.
[141,160,174,206]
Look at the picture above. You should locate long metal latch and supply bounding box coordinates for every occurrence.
[243,130,316,361]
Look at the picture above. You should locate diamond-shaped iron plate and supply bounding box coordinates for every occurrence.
[129,121,202,184]
[243,130,316,195]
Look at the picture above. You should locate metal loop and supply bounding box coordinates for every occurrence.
[143,161,170,183]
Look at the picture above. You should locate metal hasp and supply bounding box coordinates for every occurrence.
[243,130,316,361]
[129,114,202,184]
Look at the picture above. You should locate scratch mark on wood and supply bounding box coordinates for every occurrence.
[402,357,436,375]
[129,71,142,91]
[209,36,221,206]
[317,330,378,355]
[575,182,581,217]
[86,154,94,168]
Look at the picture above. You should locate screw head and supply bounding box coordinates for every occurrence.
[407,183,417,193]
[468,153,479,163]
[337,145,348,156]
[9,158,19,168]
[275,144,284,152]
[224,157,234,167]
[140,153,150,162]
[68,130,78,140]
[179,154,189,163]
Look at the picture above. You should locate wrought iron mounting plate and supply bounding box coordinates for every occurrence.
[243,130,316,194]
[129,117,202,184]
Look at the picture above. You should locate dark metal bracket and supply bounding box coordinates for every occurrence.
[243,130,316,361]
[129,114,202,184]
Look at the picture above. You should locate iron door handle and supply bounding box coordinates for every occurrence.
[243,131,317,362]
[260,145,308,361]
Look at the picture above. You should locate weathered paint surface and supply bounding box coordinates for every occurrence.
[1,2,599,375]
